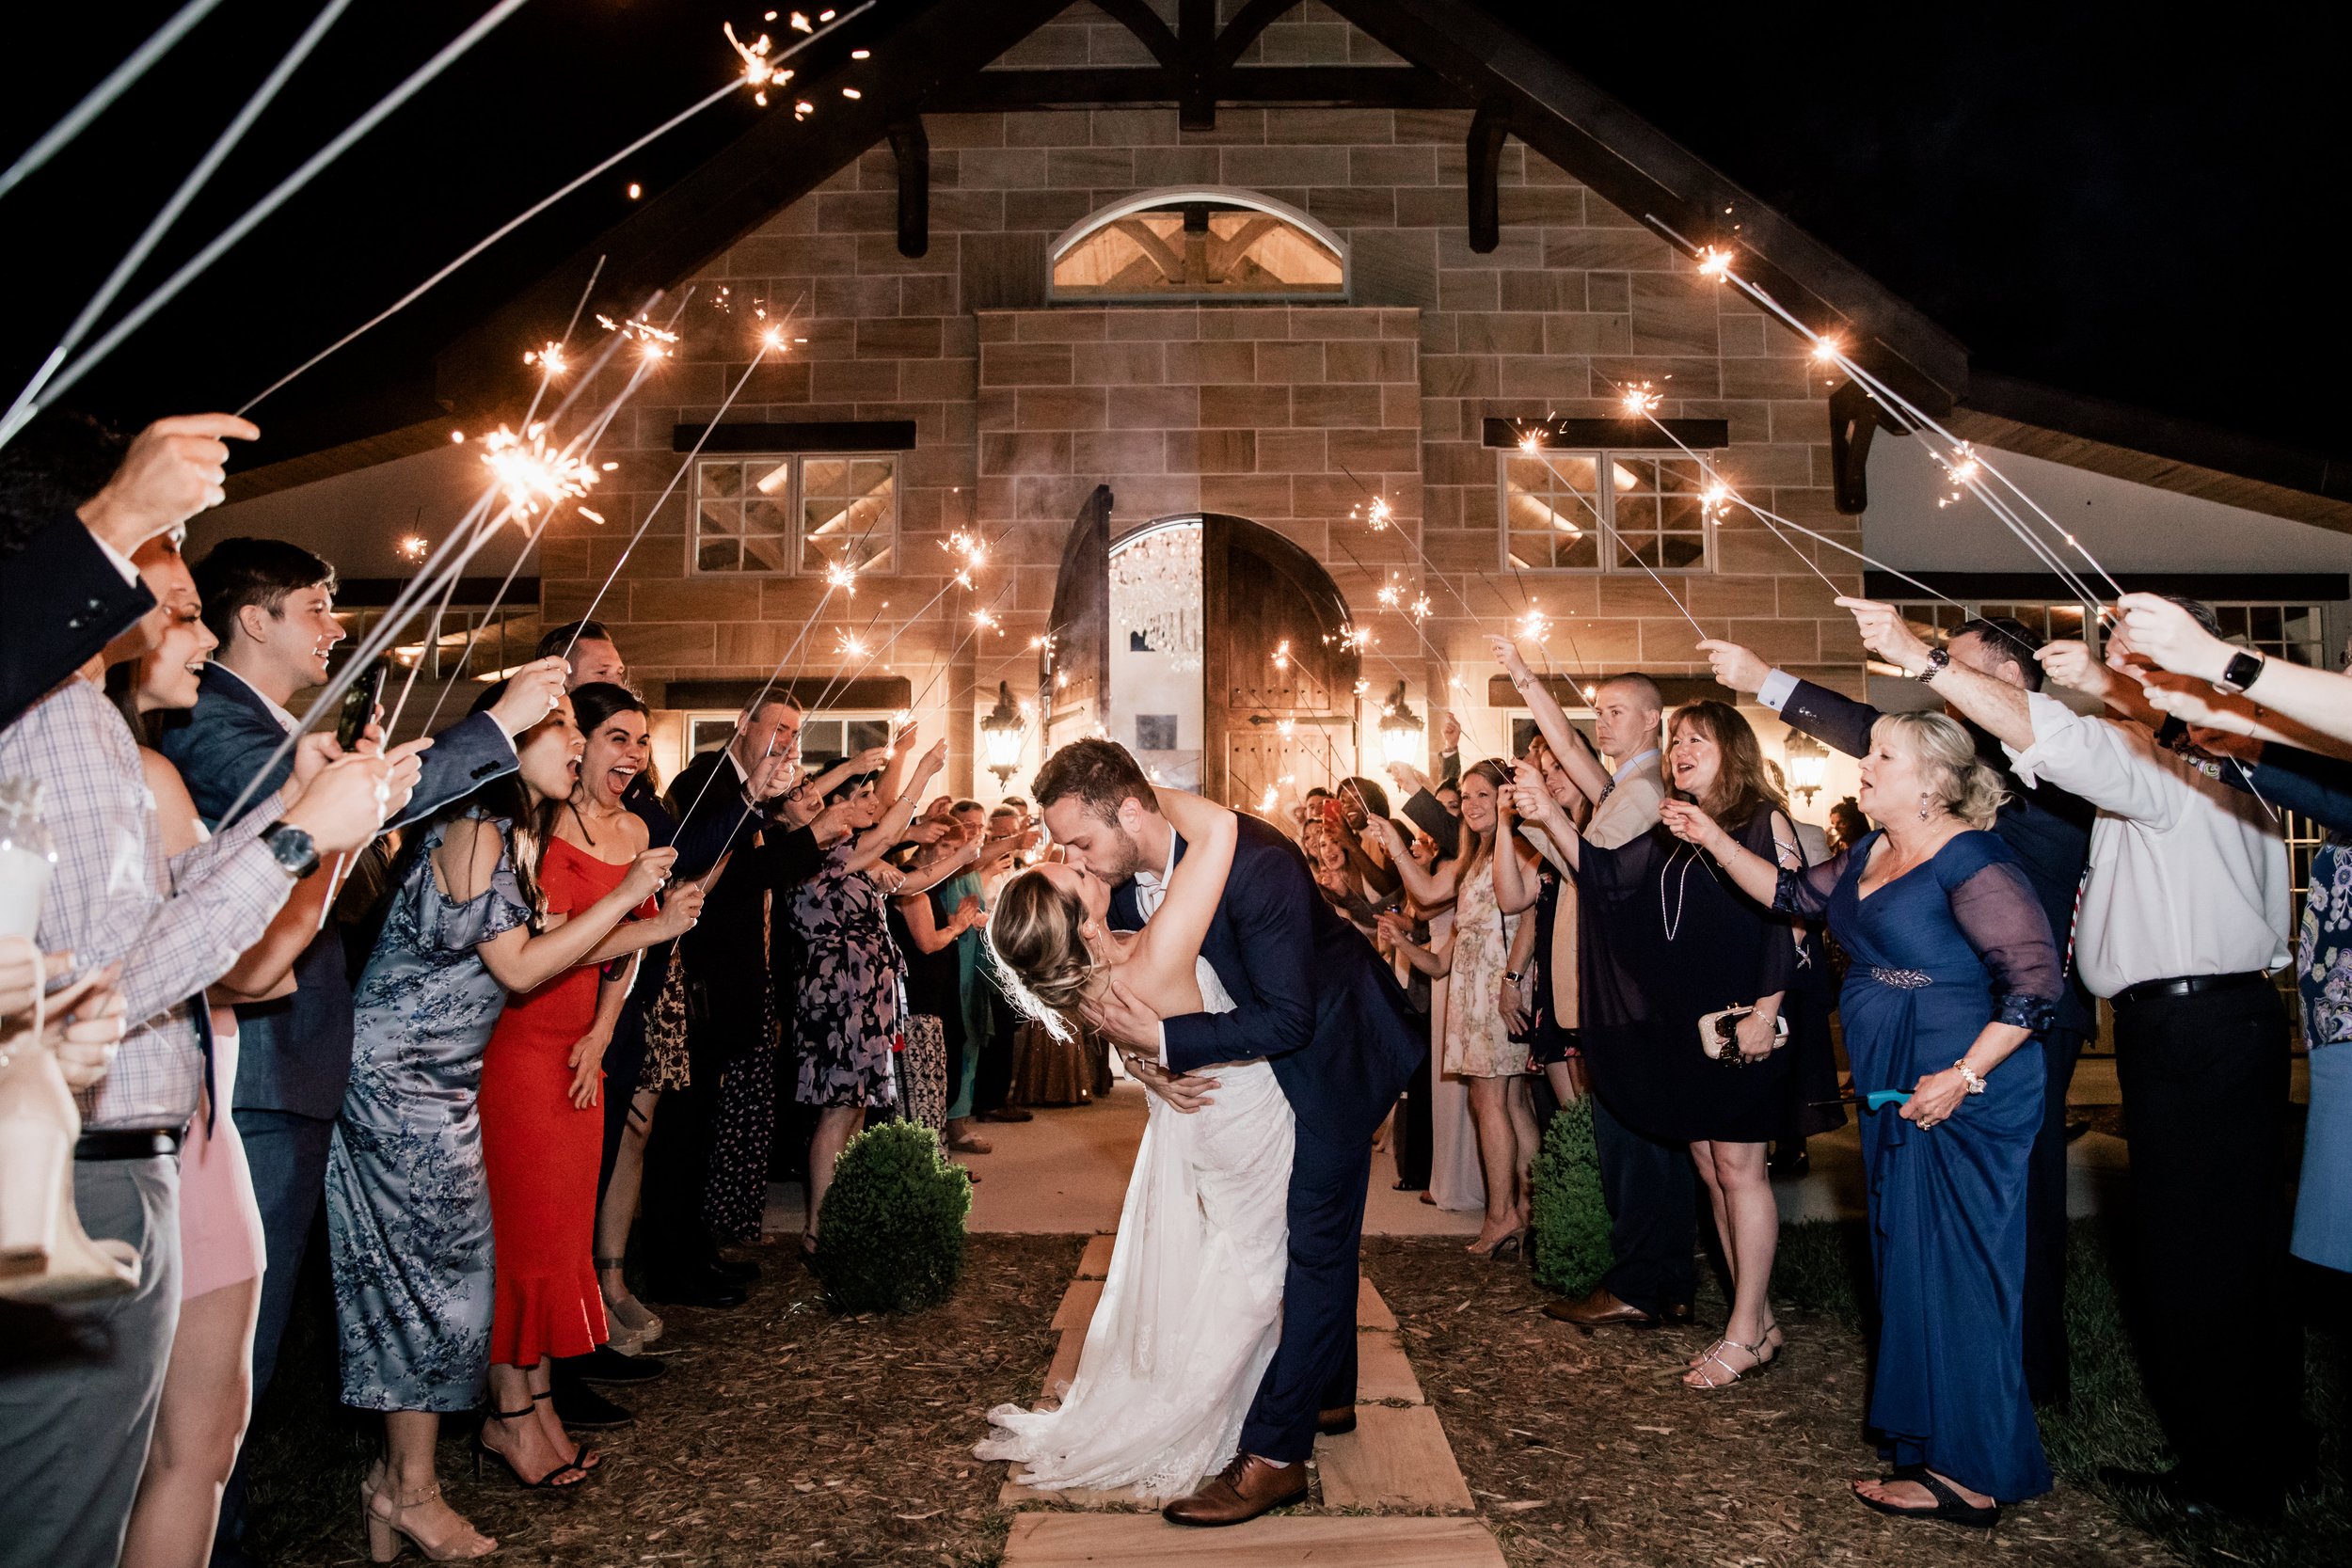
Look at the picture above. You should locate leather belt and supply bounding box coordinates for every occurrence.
[73,1128,183,1162]
[2112,971,2267,1008]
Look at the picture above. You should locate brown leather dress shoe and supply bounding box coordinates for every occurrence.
[1162,1453,1309,1527]
[1542,1287,1660,1331]
[1316,1406,1357,1436]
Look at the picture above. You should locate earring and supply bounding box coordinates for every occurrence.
[1917,792,1932,822]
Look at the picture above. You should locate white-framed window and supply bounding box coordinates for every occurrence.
[1890,598,2326,668]
[678,707,898,781]
[1500,451,1712,573]
[691,452,897,577]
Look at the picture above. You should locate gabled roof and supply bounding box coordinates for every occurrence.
[208,0,2344,528]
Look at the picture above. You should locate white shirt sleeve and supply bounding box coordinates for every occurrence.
[2004,692,2180,829]
[88,529,141,584]
[1756,668,1799,713]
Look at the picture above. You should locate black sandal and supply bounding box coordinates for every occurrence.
[1852,1469,1999,1528]
[472,1405,590,1489]
[532,1388,601,1471]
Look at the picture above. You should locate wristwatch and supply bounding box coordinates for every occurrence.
[1915,647,1951,685]
[2213,648,2268,696]
[261,819,320,879]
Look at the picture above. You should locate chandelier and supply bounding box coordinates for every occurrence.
[1111,522,1202,672]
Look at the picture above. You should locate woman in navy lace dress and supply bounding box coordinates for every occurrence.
[1662,710,2060,1528]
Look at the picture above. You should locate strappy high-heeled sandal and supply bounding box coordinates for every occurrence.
[364,1477,497,1560]
[532,1388,600,1471]
[471,1405,588,1489]
[1684,1336,1776,1388]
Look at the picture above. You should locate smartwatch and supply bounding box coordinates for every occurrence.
[261,820,320,879]
[2213,648,2268,697]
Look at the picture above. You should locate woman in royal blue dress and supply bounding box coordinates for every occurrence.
[1660,709,2060,1528]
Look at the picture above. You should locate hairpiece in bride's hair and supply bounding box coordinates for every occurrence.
[984,863,1102,1041]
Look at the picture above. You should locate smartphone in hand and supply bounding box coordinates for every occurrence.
[337,658,389,752]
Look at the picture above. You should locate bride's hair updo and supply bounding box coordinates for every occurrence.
[986,866,1099,1037]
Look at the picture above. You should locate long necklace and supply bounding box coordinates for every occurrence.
[1661,842,1701,942]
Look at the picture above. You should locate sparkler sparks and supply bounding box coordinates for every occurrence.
[1696,245,1734,280]
[723,20,795,105]
[1375,580,1402,610]
[1352,495,1395,531]
[1517,607,1549,644]
[1408,594,1431,624]
[522,341,567,375]
[479,424,597,518]
[1271,639,1292,671]
[1935,445,1982,509]
[973,608,1000,633]
[1620,381,1663,418]
[397,534,429,562]
[824,560,858,594]
[1518,424,1545,454]
[834,630,867,658]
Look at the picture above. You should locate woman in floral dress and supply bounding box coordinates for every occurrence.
[790,742,946,1249]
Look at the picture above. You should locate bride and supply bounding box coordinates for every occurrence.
[976,787,1295,1501]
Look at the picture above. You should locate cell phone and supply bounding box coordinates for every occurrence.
[337,659,389,752]
[1321,799,1344,829]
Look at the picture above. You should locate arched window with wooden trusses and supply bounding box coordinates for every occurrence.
[1048,188,1347,302]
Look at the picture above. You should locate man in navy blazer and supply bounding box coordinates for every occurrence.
[157,536,565,1566]
[1036,739,1423,1527]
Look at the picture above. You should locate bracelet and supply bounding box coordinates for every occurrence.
[1503,971,1523,984]
[1952,1060,1987,1095]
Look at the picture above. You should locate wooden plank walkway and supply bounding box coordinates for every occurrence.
[996,1238,1498,1563]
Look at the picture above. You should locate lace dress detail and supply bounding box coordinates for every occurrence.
[976,956,1293,1500]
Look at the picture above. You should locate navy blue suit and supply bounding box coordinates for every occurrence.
[1111,813,1423,1462]
[154,664,516,1567]
[1,517,152,732]
[1776,674,2093,1401]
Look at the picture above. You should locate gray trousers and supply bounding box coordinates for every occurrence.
[0,1156,181,1568]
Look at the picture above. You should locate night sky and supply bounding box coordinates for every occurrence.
[7,1,2344,466]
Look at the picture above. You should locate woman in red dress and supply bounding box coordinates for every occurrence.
[478,684,704,1482]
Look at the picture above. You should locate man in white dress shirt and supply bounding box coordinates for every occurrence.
[1841,594,2297,1520]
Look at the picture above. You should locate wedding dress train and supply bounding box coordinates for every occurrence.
[977,958,1294,1499]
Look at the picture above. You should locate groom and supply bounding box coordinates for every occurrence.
[1034,740,1424,1526]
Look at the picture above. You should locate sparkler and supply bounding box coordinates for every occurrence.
[235,2,877,415]
[0,0,227,202]
[397,534,429,562]
[0,0,352,449]
[1646,214,2124,608]
[479,423,600,517]
[1619,382,1663,419]
[5,0,535,447]
[523,341,569,375]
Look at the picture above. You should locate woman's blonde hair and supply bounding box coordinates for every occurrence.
[1872,710,2008,830]
[984,866,1100,1039]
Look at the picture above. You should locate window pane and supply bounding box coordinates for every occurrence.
[799,452,898,574]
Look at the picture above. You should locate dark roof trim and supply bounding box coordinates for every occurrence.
[1958,371,2352,505]
[1488,673,1724,709]
[1862,570,2350,603]
[928,65,1462,111]
[337,576,539,609]
[1482,415,1727,451]
[674,420,916,453]
[663,676,912,711]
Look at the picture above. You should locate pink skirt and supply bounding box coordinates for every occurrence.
[179,1011,265,1301]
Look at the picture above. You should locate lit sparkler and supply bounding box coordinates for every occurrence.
[973,608,1000,633]
[1620,381,1662,418]
[479,424,597,517]
[1696,245,1734,280]
[835,629,867,658]
[1517,606,1550,644]
[397,534,429,562]
[522,341,568,375]
[1272,639,1292,671]
[1408,594,1431,624]
[824,560,858,594]
[724,21,795,105]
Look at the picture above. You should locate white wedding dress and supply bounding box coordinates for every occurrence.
[977,957,1295,1499]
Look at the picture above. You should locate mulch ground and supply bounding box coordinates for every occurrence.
[246,1234,1077,1566]
[1360,1236,2181,1568]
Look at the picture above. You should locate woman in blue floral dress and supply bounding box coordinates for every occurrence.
[789,744,944,1248]
[2293,831,2352,1272]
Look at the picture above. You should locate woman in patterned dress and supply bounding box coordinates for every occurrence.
[1375,760,1543,1258]
[325,698,691,1559]
[790,740,946,1250]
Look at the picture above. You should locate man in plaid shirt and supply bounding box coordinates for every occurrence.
[0,421,414,1568]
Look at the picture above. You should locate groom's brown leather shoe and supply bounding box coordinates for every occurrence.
[1543,1287,1659,1331]
[1316,1406,1357,1436]
[1161,1454,1308,1527]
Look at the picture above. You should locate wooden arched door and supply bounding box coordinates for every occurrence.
[1040,483,1111,755]
[1200,514,1360,806]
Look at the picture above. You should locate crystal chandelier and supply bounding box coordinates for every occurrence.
[1111,523,1202,672]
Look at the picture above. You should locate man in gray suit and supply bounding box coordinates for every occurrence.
[158,536,566,1567]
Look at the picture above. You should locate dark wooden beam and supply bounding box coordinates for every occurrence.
[1094,0,1183,67]
[672,420,915,453]
[335,577,540,610]
[1490,674,1723,710]
[927,64,1454,111]
[887,117,929,260]
[1829,378,1878,515]
[1178,0,1216,130]
[1468,98,1509,255]
[1483,415,1730,451]
[1211,0,1305,71]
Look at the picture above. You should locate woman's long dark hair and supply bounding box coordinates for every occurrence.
[1667,700,1787,837]
[570,680,658,798]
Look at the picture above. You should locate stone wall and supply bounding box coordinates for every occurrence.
[532,87,1864,797]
